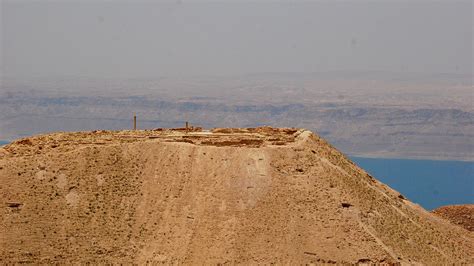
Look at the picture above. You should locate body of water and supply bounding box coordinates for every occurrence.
[0,140,9,146]
[351,157,474,210]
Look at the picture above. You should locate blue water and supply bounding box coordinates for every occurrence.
[351,157,474,210]
[0,140,9,146]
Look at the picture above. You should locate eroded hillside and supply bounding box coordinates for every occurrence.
[432,205,474,232]
[1,127,473,264]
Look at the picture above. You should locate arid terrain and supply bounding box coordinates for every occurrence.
[432,204,474,232]
[1,127,473,264]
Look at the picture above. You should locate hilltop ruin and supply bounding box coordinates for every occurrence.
[1,127,473,264]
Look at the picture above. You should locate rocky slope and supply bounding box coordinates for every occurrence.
[432,205,474,232]
[1,127,473,264]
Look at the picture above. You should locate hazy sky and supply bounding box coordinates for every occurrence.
[1,0,472,78]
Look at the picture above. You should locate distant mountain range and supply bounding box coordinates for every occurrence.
[1,73,472,160]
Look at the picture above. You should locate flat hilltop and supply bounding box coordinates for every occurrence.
[0,127,302,157]
[1,127,473,264]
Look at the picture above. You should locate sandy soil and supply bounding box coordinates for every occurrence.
[1,127,473,264]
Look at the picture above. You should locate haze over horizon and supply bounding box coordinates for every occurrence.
[2,0,472,79]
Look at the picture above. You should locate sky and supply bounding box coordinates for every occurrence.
[1,0,472,78]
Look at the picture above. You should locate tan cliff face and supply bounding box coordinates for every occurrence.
[0,127,473,264]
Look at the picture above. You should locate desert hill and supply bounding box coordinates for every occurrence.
[432,205,474,232]
[1,127,473,264]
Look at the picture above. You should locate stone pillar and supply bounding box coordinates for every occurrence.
[134,114,137,130]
